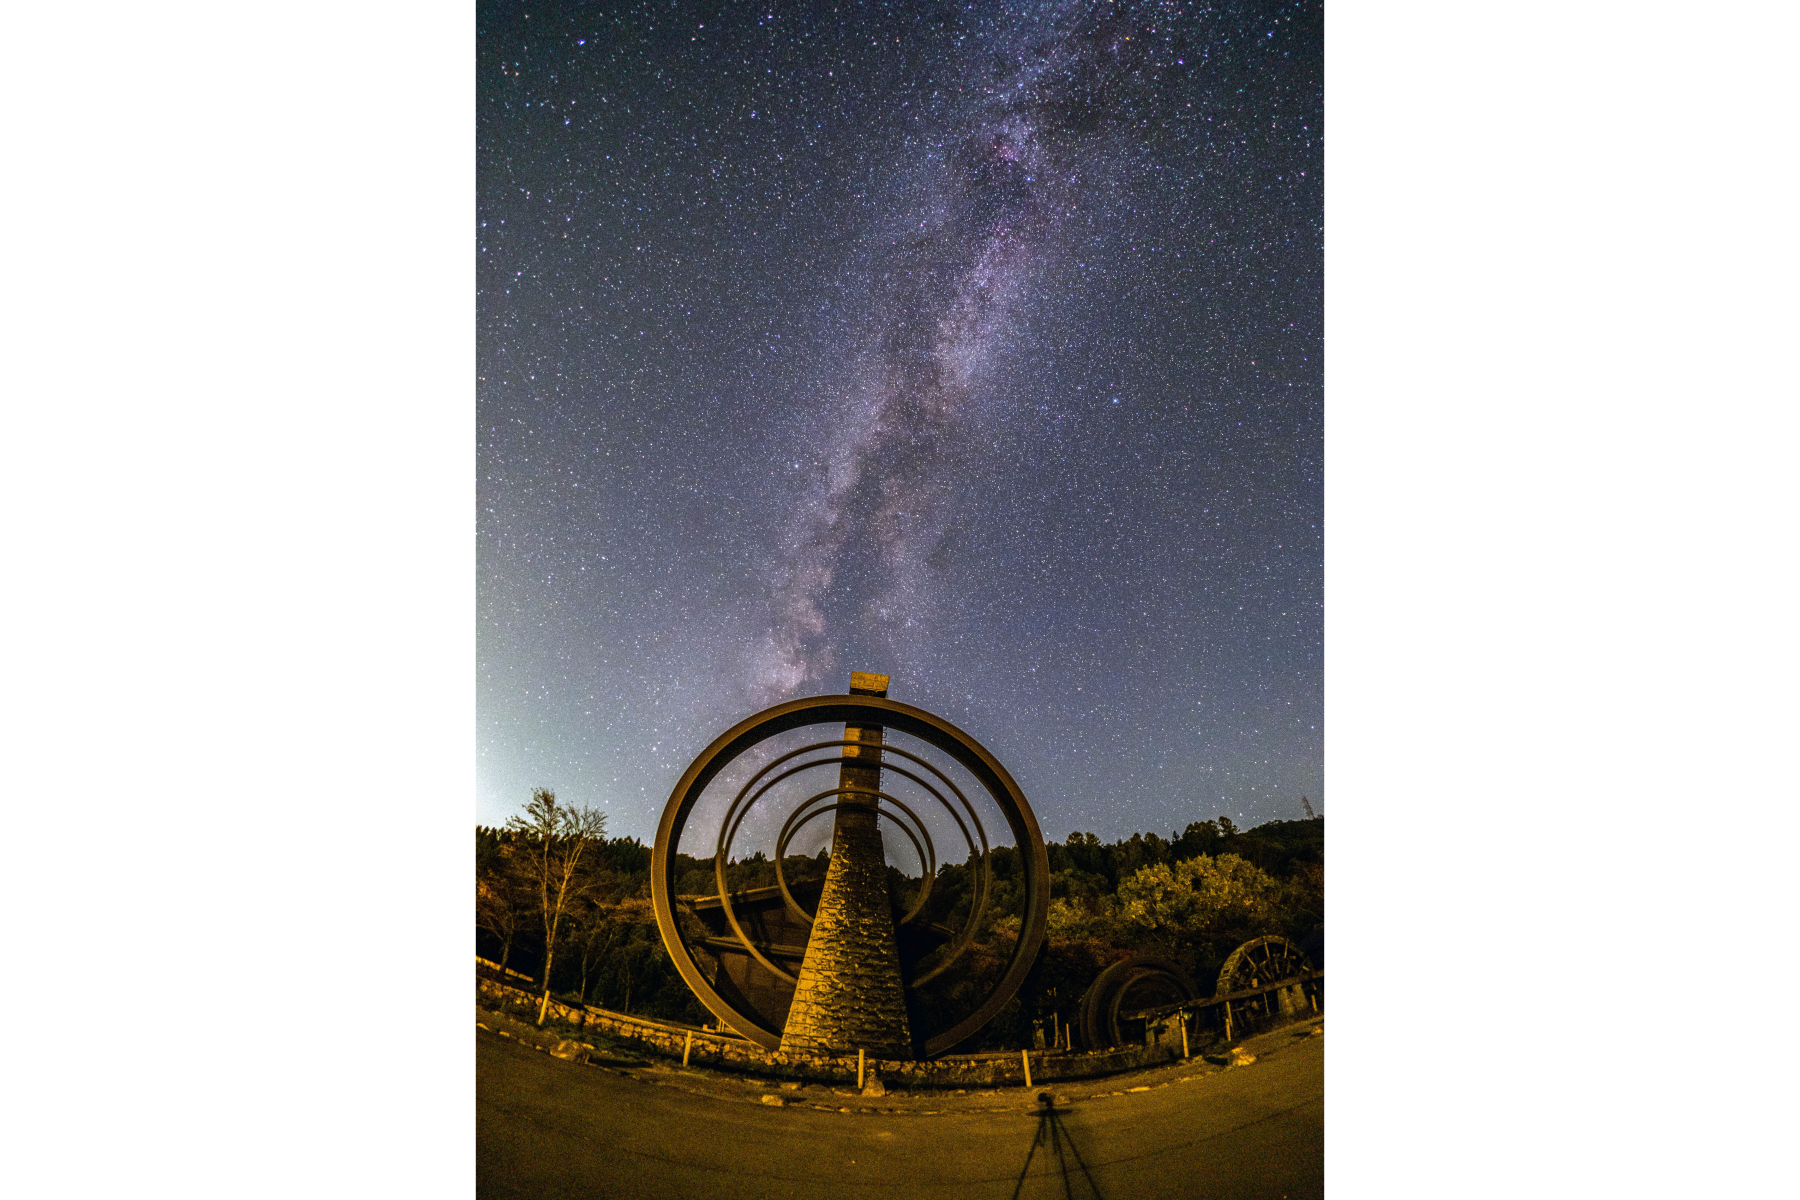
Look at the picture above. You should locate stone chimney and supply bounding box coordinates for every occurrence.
[778,671,914,1058]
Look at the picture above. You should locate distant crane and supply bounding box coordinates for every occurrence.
[1300,795,1316,819]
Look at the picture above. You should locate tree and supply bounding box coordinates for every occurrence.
[1115,852,1281,954]
[1172,820,1225,860]
[477,860,526,979]
[477,827,530,979]
[572,895,650,1004]
[507,788,608,1025]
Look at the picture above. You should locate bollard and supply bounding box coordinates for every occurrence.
[682,1031,693,1067]
[858,1048,866,1091]
[1181,1013,1190,1060]
[1022,1049,1033,1089]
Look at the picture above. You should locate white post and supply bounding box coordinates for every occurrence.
[1022,1049,1033,1089]
[858,1048,866,1091]
[682,1031,693,1067]
[1181,1012,1190,1059]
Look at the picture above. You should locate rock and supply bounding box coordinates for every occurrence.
[550,1040,589,1061]
[1228,1047,1257,1067]
[861,1074,886,1098]
[779,1081,802,1091]
[760,1094,785,1106]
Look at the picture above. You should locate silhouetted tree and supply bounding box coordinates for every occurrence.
[507,789,608,1025]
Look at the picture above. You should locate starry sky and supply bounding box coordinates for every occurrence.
[478,0,1321,844]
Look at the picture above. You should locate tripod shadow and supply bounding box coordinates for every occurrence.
[1011,1092,1105,1200]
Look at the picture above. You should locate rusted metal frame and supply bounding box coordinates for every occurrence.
[650,695,1050,1057]
[715,737,990,899]
[812,743,991,958]
[1124,970,1325,1021]
[699,935,810,959]
[712,738,993,987]
[774,790,938,924]
[714,763,880,987]
[710,777,943,989]
[1078,955,1197,1049]
[759,752,995,989]
[683,882,816,910]
[1104,966,1143,1041]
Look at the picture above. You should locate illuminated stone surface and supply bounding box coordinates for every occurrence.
[778,673,913,1058]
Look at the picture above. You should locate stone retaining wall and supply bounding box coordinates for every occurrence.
[476,956,533,983]
[476,976,1176,1089]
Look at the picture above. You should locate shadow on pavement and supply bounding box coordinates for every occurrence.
[1012,1092,1104,1200]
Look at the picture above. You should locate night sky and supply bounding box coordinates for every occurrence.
[478,0,1322,843]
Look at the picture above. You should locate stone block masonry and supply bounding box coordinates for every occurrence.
[477,974,1174,1088]
[777,795,913,1056]
[778,672,914,1059]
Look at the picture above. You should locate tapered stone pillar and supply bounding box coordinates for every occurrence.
[778,671,914,1059]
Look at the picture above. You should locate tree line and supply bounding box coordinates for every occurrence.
[477,791,1323,1047]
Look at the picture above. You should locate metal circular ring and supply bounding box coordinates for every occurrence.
[1077,955,1199,1050]
[777,798,936,928]
[706,749,963,986]
[651,693,1050,1058]
[714,739,990,931]
[777,791,943,935]
[707,739,995,990]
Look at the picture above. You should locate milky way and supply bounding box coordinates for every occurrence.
[759,2,1162,701]
[479,0,1321,842]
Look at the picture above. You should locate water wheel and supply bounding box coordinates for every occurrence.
[1215,935,1314,1033]
[1076,955,1198,1050]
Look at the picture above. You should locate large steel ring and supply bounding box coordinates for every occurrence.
[712,737,989,991]
[650,693,1051,1058]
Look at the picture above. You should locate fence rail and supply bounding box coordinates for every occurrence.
[1124,970,1324,1021]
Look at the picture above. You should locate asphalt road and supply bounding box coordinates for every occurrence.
[477,1022,1322,1200]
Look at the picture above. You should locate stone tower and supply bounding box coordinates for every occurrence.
[778,671,914,1058]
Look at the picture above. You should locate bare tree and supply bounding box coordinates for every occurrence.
[507,788,607,1025]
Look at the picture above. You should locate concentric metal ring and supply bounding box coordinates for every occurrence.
[650,693,1050,1058]
[771,788,937,929]
[707,736,993,991]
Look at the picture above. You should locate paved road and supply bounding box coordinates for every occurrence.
[478,1021,1321,1199]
